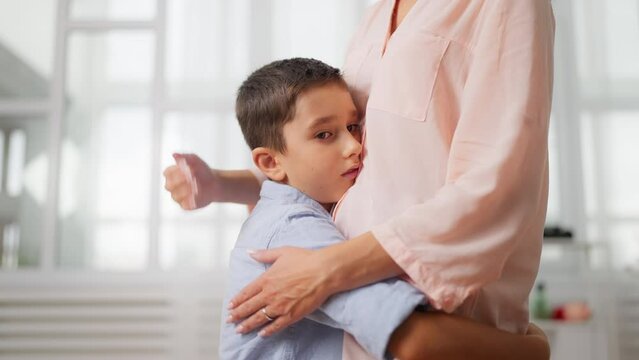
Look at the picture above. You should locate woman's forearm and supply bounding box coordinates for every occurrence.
[388,312,550,360]
[323,234,551,360]
[322,231,403,294]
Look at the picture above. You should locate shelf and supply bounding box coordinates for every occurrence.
[534,319,594,331]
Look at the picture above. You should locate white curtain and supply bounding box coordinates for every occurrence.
[54,0,374,271]
[2,0,639,273]
[550,0,639,271]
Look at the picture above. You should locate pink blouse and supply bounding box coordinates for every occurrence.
[333,0,555,356]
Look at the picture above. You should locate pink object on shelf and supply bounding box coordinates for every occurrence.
[552,302,592,322]
[176,157,198,209]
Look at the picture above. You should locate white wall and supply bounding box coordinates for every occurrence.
[0,0,56,78]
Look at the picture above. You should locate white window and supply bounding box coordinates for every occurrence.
[0,0,371,271]
[1,0,637,273]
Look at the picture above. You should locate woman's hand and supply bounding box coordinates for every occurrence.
[163,153,222,210]
[227,232,403,336]
[227,247,336,336]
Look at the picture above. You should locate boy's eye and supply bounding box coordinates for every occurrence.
[316,131,332,140]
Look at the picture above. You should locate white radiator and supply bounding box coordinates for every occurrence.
[2,271,637,360]
[0,272,226,360]
[615,275,639,360]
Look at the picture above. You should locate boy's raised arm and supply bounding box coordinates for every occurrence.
[163,153,261,209]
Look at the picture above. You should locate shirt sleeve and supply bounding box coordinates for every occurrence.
[308,278,425,360]
[278,211,426,360]
[371,0,555,312]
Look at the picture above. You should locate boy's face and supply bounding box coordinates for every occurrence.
[276,83,362,207]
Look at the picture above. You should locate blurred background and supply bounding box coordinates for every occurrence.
[0,0,637,359]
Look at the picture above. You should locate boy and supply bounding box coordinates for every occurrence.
[218,58,425,359]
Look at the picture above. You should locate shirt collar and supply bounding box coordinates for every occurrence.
[260,180,330,215]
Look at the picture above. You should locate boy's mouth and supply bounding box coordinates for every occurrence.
[341,164,360,179]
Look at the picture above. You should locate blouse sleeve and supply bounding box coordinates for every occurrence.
[371,0,555,312]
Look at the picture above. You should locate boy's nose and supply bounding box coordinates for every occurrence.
[343,133,362,158]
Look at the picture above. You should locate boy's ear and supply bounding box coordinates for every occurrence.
[252,147,286,182]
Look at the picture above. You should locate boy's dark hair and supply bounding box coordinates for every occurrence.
[236,58,346,152]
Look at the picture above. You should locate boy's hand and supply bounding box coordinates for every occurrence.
[163,153,220,210]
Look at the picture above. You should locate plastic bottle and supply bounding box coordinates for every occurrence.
[531,282,551,319]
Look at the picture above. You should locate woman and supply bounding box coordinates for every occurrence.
[165,0,554,358]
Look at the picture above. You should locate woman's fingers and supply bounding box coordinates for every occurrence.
[258,315,293,337]
[249,247,290,264]
[228,289,267,323]
[235,307,276,334]
[228,248,328,335]
[229,276,263,310]
[234,305,295,337]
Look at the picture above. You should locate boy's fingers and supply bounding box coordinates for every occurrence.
[173,153,200,175]
[165,176,186,192]
[163,165,179,182]
[176,157,199,197]
[170,186,192,203]
[164,168,186,189]
[162,165,174,177]
[177,196,196,210]
[179,199,195,210]
[181,153,201,167]
[164,160,196,209]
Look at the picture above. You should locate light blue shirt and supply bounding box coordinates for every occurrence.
[219,181,426,360]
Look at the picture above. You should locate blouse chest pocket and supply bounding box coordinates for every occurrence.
[367,32,450,122]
